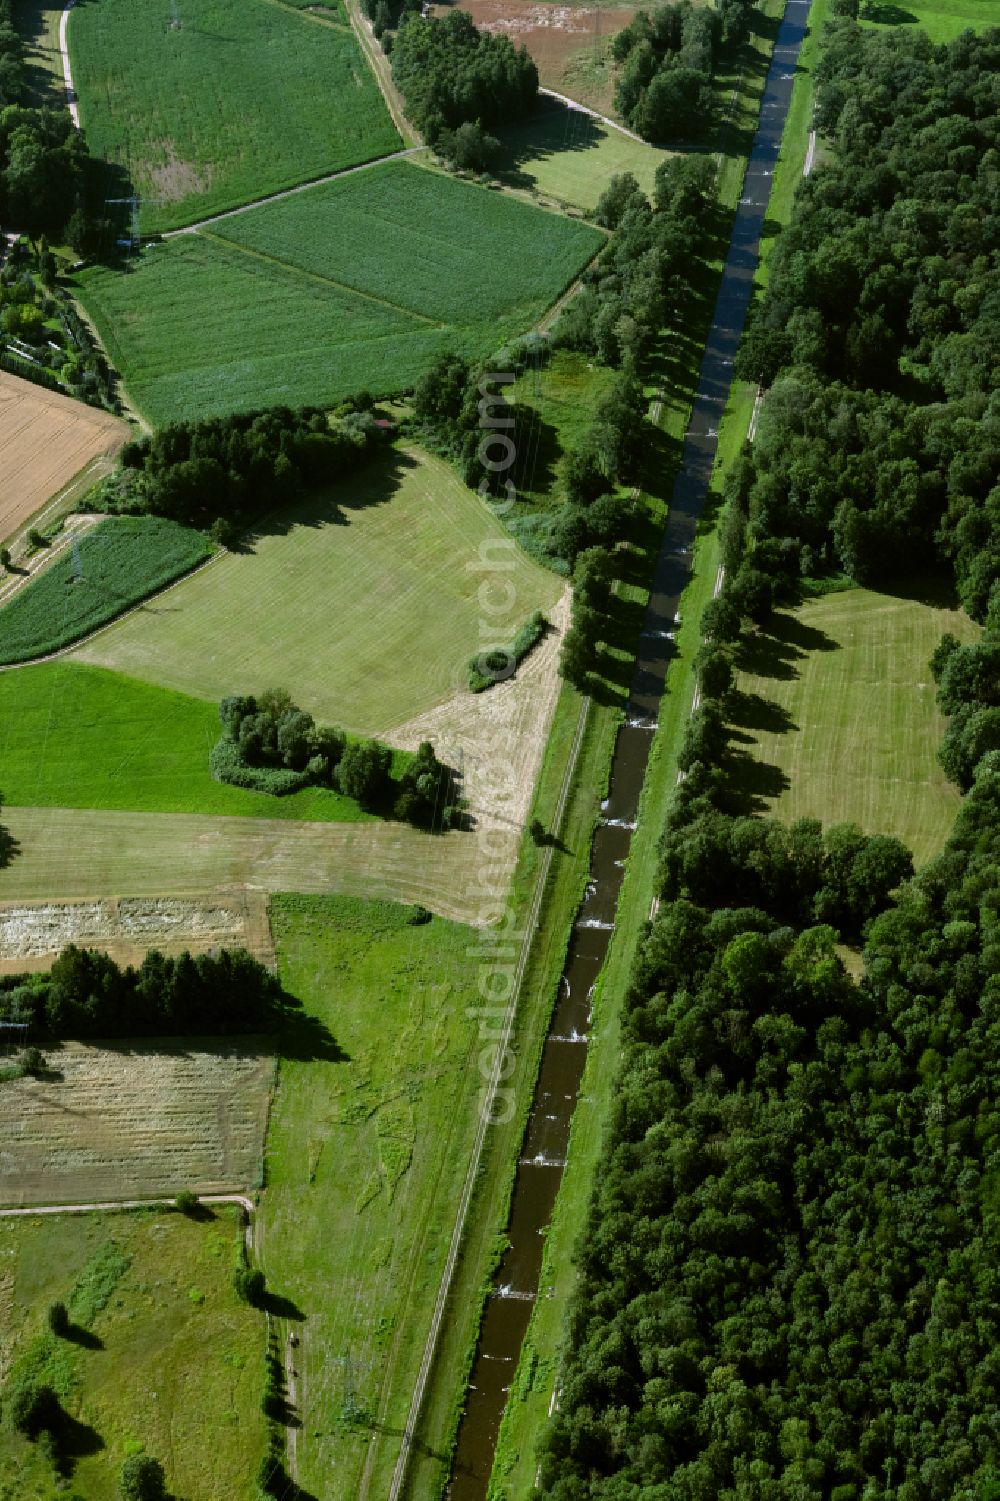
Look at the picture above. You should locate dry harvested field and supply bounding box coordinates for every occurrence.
[0,890,274,972]
[0,372,128,544]
[0,806,515,925]
[0,1039,273,1206]
[389,587,571,831]
[440,0,636,114]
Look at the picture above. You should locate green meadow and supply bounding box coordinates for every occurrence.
[0,1208,266,1501]
[0,661,373,822]
[262,893,484,1501]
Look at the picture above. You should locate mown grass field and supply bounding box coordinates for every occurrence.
[496,98,668,211]
[74,446,565,733]
[68,0,399,232]
[0,1208,266,1501]
[0,518,211,664]
[0,1040,273,1206]
[261,894,484,1501]
[0,663,372,821]
[731,588,980,867]
[74,163,603,423]
[862,0,995,41]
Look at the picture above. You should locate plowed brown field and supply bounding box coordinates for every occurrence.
[0,372,128,543]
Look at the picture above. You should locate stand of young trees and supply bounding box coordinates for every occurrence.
[611,0,755,141]
[102,401,385,540]
[212,689,459,829]
[391,10,537,154]
[0,945,288,1038]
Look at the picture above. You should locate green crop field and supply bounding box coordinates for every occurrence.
[73,162,604,424]
[496,99,669,212]
[67,0,399,233]
[0,518,211,665]
[73,446,565,733]
[730,587,980,867]
[0,662,373,822]
[862,0,995,41]
[261,894,484,1501]
[0,1207,266,1501]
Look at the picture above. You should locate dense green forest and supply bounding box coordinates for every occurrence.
[0,0,111,246]
[0,944,291,1038]
[99,400,386,540]
[735,22,1000,619]
[539,22,1000,1501]
[391,10,537,152]
[612,0,755,141]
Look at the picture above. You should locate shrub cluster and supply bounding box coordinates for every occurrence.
[468,609,548,692]
[213,689,459,828]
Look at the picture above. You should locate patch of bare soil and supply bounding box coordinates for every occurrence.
[0,891,274,973]
[435,0,635,114]
[147,141,213,203]
[386,587,571,833]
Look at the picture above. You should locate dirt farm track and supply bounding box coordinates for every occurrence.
[0,371,128,542]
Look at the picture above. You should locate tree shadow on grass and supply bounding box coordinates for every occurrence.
[64,1322,104,1350]
[494,97,607,192]
[863,2,917,23]
[234,445,425,556]
[727,688,797,736]
[735,611,840,680]
[722,747,791,816]
[50,1404,105,1477]
[0,822,20,869]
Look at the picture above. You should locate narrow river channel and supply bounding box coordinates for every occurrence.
[446,3,812,1492]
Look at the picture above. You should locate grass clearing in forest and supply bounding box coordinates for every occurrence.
[0,1208,267,1500]
[67,0,400,232]
[73,162,603,424]
[730,587,980,867]
[260,894,484,1501]
[862,0,996,42]
[73,446,565,734]
[495,97,669,211]
[0,517,212,664]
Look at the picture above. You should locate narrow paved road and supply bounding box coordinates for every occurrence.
[58,0,79,128]
[537,87,647,145]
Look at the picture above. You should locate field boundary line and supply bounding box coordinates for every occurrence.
[537,87,646,144]
[385,693,591,1501]
[164,146,426,237]
[0,1192,254,1217]
[193,227,444,326]
[344,0,419,145]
